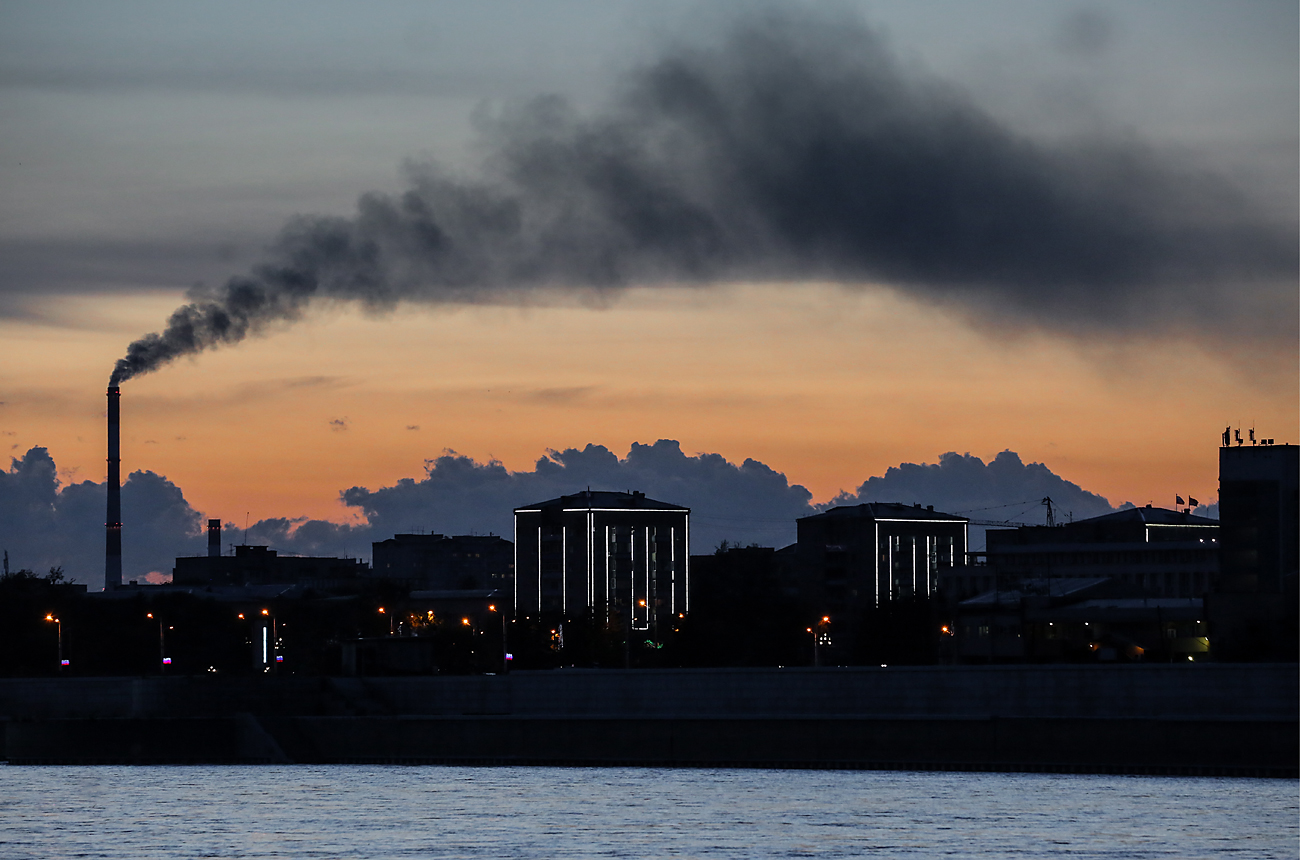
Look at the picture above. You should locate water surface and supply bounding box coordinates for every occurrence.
[1,766,1295,859]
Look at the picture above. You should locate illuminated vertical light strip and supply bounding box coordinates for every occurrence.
[261,626,268,666]
[683,514,690,613]
[586,511,593,608]
[874,522,881,607]
[630,525,637,625]
[887,534,894,602]
[513,514,518,615]
[670,526,676,615]
[536,525,542,613]
[604,524,610,610]
[925,536,931,596]
[911,536,918,595]
[562,525,568,614]
[644,527,651,629]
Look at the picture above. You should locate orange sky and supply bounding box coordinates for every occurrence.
[1,283,1294,527]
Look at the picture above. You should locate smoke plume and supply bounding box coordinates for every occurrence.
[110,10,1296,384]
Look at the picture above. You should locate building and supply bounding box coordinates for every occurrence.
[951,577,1208,663]
[371,533,513,591]
[947,506,1219,602]
[794,503,968,613]
[512,491,689,633]
[1217,443,1298,595]
[173,544,368,590]
[1210,442,1298,660]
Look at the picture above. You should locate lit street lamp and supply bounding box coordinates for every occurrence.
[147,612,173,671]
[45,614,65,670]
[808,616,831,667]
[489,603,510,673]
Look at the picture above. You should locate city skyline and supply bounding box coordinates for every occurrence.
[0,2,1295,583]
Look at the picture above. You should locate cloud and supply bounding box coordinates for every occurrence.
[827,450,1116,550]
[338,439,816,552]
[1055,8,1117,56]
[0,447,205,587]
[108,9,1296,384]
[0,442,1133,576]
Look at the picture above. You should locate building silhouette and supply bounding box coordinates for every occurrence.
[513,491,689,634]
[795,503,968,612]
[371,533,513,591]
[173,544,367,590]
[1210,442,1298,660]
[948,506,1219,602]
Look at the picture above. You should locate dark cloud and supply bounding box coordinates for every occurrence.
[0,447,205,587]
[109,10,1296,383]
[338,439,815,552]
[1055,8,1116,56]
[2,442,1139,575]
[828,450,1116,550]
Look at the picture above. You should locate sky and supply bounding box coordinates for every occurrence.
[0,1,1295,585]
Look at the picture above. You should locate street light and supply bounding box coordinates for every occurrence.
[45,614,65,669]
[147,612,173,671]
[809,616,831,667]
[488,604,510,673]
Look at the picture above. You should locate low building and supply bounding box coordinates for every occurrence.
[173,544,368,590]
[371,533,513,591]
[952,576,1208,663]
[512,490,689,635]
[946,506,1218,602]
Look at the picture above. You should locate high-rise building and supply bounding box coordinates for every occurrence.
[513,491,689,632]
[1218,444,1299,594]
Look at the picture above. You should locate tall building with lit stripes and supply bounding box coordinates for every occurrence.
[513,491,690,631]
[795,503,968,613]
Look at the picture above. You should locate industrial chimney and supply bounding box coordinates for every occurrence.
[105,385,122,589]
[207,519,222,558]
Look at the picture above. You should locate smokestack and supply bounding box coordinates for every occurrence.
[105,386,122,589]
[208,519,222,558]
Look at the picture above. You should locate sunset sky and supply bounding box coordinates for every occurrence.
[0,2,1296,578]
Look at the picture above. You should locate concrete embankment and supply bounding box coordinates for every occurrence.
[2,665,1294,775]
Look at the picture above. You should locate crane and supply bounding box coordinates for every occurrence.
[962,497,1057,528]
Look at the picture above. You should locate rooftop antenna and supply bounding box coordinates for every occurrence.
[1041,497,1055,528]
[1249,424,1256,445]
[243,512,249,545]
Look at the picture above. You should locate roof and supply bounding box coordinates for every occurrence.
[515,490,688,513]
[1075,506,1218,527]
[799,502,967,523]
[959,577,1110,607]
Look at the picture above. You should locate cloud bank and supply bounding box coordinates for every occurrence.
[0,447,205,583]
[1,442,1150,587]
[110,9,1295,383]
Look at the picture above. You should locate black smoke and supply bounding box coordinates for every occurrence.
[110,10,1296,383]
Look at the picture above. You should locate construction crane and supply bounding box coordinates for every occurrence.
[963,497,1057,529]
